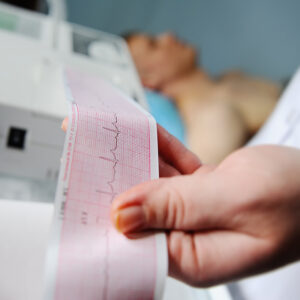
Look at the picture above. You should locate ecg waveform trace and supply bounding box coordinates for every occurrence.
[102,113,120,203]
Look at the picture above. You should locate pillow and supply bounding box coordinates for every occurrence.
[145,89,186,144]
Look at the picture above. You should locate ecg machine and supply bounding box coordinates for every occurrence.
[0,3,232,300]
[0,2,146,196]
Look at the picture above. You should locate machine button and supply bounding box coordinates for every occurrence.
[7,127,27,150]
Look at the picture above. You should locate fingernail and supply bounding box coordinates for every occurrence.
[114,205,146,233]
[61,118,68,131]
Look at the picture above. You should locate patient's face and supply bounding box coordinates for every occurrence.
[127,33,196,89]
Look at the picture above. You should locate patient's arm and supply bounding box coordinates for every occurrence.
[185,100,248,164]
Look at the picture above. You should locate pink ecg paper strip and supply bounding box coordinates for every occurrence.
[44,69,167,300]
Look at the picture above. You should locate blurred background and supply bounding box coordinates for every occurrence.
[4,0,300,82]
[68,0,299,81]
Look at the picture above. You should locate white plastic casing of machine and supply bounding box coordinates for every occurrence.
[0,2,146,182]
[0,30,66,181]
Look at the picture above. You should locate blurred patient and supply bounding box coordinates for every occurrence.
[125,32,282,163]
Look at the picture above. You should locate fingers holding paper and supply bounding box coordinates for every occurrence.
[62,117,300,287]
[157,124,201,176]
[111,145,300,286]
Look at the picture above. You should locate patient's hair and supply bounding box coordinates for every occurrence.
[3,0,38,10]
[121,31,139,42]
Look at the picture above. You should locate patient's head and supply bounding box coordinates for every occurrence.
[125,32,197,90]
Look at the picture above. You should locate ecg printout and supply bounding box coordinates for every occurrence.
[44,69,167,300]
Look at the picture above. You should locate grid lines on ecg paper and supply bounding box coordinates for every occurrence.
[54,98,156,300]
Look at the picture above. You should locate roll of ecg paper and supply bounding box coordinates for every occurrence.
[44,69,167,300]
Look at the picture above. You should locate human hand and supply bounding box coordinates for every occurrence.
[111,145,300,286]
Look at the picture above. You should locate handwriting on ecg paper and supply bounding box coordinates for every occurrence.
[45,69,166,300]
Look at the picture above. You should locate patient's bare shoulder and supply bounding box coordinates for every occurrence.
[219,70,282,133]
[219,70,246,81]
[220,70,282,96]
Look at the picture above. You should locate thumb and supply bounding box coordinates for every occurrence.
[111,166,222,234]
